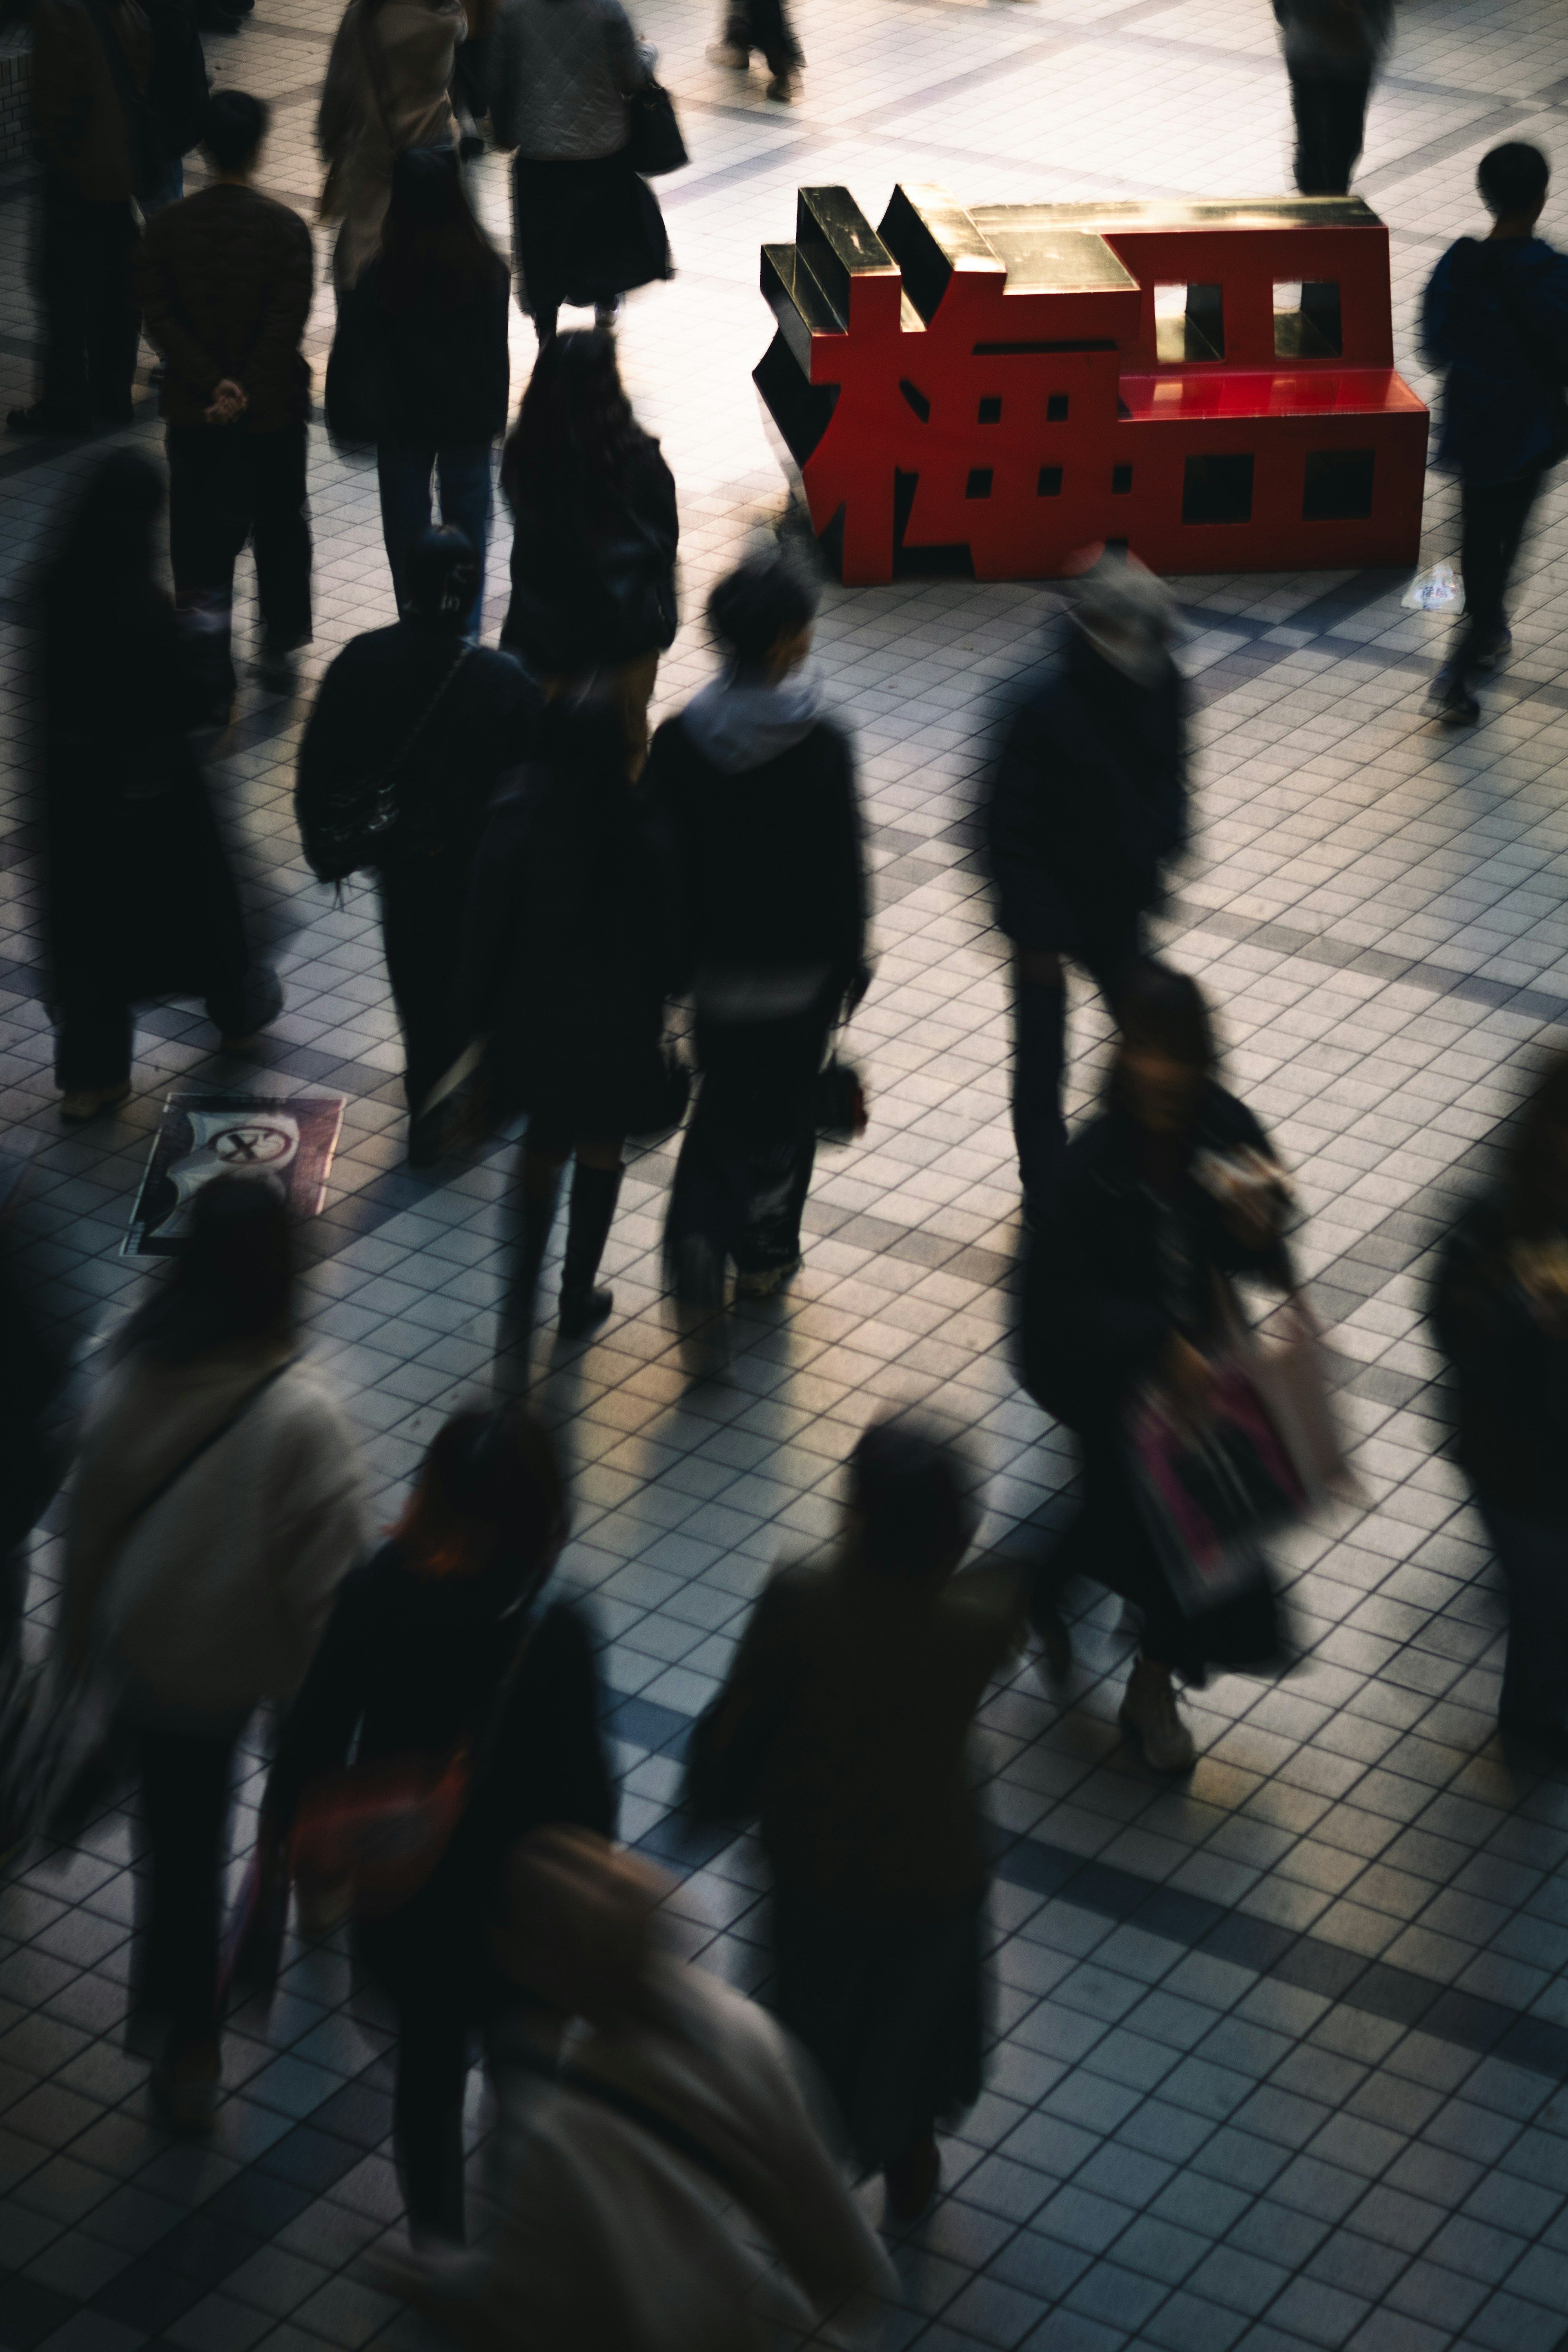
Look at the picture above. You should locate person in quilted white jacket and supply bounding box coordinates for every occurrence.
[488,0,669,345]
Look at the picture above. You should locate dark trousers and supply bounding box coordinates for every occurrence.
[379,855,476,1114]
[392,1997,471,2242]
[1011,923,1140,1224]
[1450,466,1544,688]
[376,442,492,641]
[35,170,140,423]
[166,421,313,686]
[138,1723,241,2051]
[1288,66,1373,196]
[724,0,801,69]
[666,1003,829,1297]
[1477,1501,1568,1737]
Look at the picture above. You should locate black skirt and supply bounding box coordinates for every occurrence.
[510,147,670,315]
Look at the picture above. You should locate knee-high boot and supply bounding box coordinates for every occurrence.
[559,1162,623,1339]
[496,1163,561,1388]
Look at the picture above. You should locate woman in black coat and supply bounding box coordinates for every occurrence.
[1431,1051,1568,1754]
[499,327,677,775]
[648,553,868,1308]
[456,696,681,1368]
[266,1403,615,2248]
[1023,962,1295,1774]
[330,146,510,640]
[36,450,281,1122]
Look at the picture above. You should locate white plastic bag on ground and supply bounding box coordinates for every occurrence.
[1402,561,1461,611]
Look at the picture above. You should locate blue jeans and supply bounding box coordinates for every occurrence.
[376,442,492,640]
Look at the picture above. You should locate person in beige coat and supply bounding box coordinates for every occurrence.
[394,1829,896,2352]
[62,1175,367,2129]
[318,0,466,291]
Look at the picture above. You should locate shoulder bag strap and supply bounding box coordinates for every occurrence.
[507,2042,742,2201]
[111,1358,297,1558]
[86,1358,298,1656]
[374,644,475,803]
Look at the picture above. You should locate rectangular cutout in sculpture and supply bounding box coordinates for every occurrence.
[755,186,1427,584]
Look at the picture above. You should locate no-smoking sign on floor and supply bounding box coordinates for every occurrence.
[125,1094,346,1256]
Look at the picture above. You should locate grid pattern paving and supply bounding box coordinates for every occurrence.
[6,0,1568,2348]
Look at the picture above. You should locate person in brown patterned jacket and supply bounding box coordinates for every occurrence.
[8,0,152,435]
[135,90,315,715]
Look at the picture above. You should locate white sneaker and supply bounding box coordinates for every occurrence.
[1119,1660,1196,1774]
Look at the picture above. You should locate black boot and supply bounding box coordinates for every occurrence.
[559,1162,623,1339]
[497,1167,561,1384]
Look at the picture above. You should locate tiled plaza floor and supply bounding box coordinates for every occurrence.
[7,1,1568,2348]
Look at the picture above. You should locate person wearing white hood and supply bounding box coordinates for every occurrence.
[986,551,1187,1227]
[648,552,869,1308]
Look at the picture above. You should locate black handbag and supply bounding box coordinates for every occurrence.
[626,79,688,177]
[624,1042,691,1141]
[815,1051,867,1145]
[297,648,473,884]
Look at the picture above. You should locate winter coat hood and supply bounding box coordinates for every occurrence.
[678,662,824,775]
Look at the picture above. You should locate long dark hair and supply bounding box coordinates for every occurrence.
[376,143,506,310]
[395,1403,568,1591]
[118,1176,295,1366]
[1501,1051,1568,1241]
[501,328,646,511]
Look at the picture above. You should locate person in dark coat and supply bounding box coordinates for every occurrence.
[1272,0,1392,196]
[1022,963,1295,1773]
[1421,143,1568,724]
[488,0,667,346]
[266,1403,616,2247]
[329,144,510,640]
[499,327,677,775]
[689,1420,1023,2221]
[649,554,869,1310]
[455,696,681,1369]
[987,555,1186,1226]
[36,450,283,1123]
[1431,1051,1568,1757]
[8,0,151,437]
[136,92,316,714]
[296,527,541,1165]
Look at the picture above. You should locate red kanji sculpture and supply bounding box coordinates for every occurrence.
[755,185,1428,585]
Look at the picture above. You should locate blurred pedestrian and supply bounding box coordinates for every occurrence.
[1432,1052,1568,1757]
[0,1167,71,1703]
[708,0,800,103]
[8,0,151,436]
[138,0,210,218]
[136,91,315,717]
[1273,0,1392,195]
[318,0,466,293]
[455,696,681,1366]
[987,553,1186,1225]
[267,1405,616,2248]
[328,144,510,639]
[450,0,497,152]
[394,1829,895,2348]
[650,553,868,1309]
[1421,143,1568,725]
[61,1178,367,2129]
[296,526,541,1165]
[689,1420,1023,2221]
[499,327,677,772]
[1022,962,1294,1773]
[36,450,284,1123]
[489,0,669,346]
